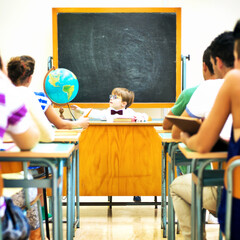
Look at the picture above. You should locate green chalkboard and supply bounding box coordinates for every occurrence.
[53,8,181,107]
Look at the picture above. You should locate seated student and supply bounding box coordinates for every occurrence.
[170,30,235,239]
[0,53,40,239]
[6,56,61,233]
[7,55,89,130]
[72,87,149,202]
[171,31,234,140]
[163,46,218,222]
[163,46,216,130]
[3,58,54,143]
[179,20,240,240]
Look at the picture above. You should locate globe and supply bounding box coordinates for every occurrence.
[44,68,79,104]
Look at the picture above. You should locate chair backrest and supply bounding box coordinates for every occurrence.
[224,155,240,198]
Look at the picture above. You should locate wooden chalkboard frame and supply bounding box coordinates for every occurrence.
[52,8,181,108]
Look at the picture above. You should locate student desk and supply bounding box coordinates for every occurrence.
[0,142,75,240]
[53,129,82,239]
[178,143,227,240]
[78,120,162,199]
[158,132,180,238]
[4,130,81,240]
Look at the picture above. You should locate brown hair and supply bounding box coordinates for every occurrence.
[112,87,135,108]
[7,55,35,86]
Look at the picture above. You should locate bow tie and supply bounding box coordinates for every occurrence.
[111,109,123,115]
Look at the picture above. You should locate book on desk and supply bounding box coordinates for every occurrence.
[113,117,136,122]
[166,115,229,152]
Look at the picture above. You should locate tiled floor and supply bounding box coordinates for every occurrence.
[52,196,220,240]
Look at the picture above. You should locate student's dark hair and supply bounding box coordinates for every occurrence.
[7,55,35,86]
[202,46,214,75]
[112,87,135,108]
[209,31,234,68]
[233,20,240,60]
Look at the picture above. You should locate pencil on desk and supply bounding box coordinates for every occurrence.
[85,108,92,118]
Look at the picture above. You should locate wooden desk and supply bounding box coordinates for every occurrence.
[178,143,228,160]
[178,143,227,240]
[79,121,162,196]
[0,143,75,240]
[158,132,180,238]
[154,126,171,133]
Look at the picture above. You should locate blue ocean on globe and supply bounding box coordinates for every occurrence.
[44,68,79,104]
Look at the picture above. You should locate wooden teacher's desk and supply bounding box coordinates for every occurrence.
[0,142,75,240]
[78,120,162,196]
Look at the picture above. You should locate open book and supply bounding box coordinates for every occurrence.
[165,115,228,152]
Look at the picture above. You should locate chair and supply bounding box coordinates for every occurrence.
[224,155,240,240]
[191,158,225,240]
[2,162,45,240]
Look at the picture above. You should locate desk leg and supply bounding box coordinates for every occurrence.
[191,159,198,240]
[44,168,50,240]
[49,160,62,240]
[168,143,178,240]
[161,143,167,238]
[72,150,76,238]
[67,155,73,240]
[76,147,80,228]
[58,160,64,240]
[197,179,204,240]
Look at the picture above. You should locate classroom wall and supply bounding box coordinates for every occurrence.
[0,0,240,118]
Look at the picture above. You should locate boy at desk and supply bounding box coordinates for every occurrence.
[72,87,149,202]
[71,87,149,122]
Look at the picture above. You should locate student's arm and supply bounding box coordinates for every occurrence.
[163,110,175,130]
[10,124,40,150]
[181,78,231,153]
[163,87,197,130]
[171,110,190,139]
[24,88,55,142]
[45,105,89,129]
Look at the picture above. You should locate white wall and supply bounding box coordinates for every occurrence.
[1,0,240,118]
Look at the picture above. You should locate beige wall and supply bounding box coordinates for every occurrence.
[1,0,240,118]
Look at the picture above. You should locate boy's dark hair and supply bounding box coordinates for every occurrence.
[233,19,240,60]
[202,46,214,75]
[209,31,234,68]
[112,87,135,108]
[7,55,35,86]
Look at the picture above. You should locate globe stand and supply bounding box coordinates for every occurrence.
[59,107,65,119]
